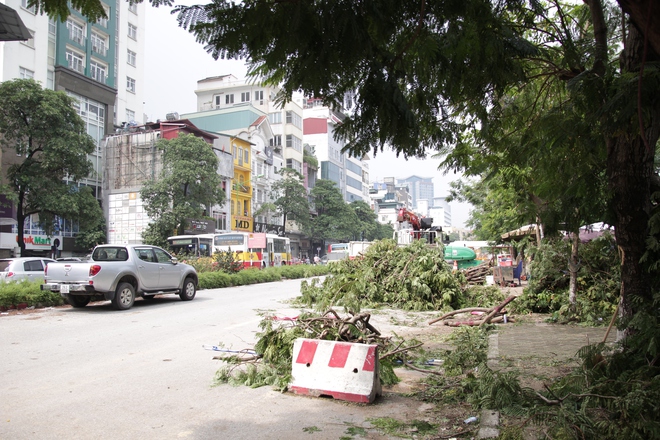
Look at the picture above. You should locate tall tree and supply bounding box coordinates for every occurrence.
[349,200,381,241]
[176,0,660,328]
[0,79,97,256]
[140,133,225,245]
[307,180,357,249]
[270,168,310,233]
[72,186,107,252]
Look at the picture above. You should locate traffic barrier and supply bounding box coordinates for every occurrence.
[289,338,381,403]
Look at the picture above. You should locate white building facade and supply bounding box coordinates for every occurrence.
[301,98,370,203]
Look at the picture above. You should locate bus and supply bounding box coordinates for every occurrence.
[327,243,349,254]
[167,234,214,257]
[210,232,292,268]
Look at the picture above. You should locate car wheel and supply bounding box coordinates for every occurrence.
[66,294,90,308]
[179,277,196,301]
[112,282,135,310]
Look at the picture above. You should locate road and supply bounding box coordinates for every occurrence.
[0,279,423,440]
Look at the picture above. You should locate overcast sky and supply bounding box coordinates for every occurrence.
[143,5,472,228]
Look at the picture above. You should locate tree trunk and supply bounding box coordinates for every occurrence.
[568,230,580,307]
[607,25,660,328]
[16,191,26,256]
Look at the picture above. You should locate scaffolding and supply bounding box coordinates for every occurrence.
[104,130,163,192]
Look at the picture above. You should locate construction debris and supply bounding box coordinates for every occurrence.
[463,263,491,285]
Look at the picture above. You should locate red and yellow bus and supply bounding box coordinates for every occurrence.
[211,232,292,268]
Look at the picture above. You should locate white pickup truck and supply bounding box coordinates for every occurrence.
[41,244,198,310]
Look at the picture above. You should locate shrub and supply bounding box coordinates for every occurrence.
[0,280,64,308]
[512,233,620,324]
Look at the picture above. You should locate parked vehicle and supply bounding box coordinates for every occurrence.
[41,244,198,310]
[320,252,348,265]
[0,257,56,283]
[348,241,373,259]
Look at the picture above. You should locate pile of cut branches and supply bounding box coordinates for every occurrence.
[211,309,421,390]
[428,295,517,327]
[298,239,464,312]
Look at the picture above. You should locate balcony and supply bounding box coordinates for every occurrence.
[232,183,251,194]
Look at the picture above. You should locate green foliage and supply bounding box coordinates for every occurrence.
[73,187,106,251]
[24,0,107,22]
[455,285,507,310]
[513,233,620,325]
[213,251,243,274]
[441,326,490,376]
[306,179,357,243]
[367,417,437,438]
[0,79,97,254]
[298,239,463,313]
[0,280,65,308]
[141,133,225,244]
[197,265,330,290]
[269,168,310,233]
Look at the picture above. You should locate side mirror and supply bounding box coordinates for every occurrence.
[171,257,178,265]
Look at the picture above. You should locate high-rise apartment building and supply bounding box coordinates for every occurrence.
[301,98,370,203]
[397,175,434,211]
[0,1,146,256]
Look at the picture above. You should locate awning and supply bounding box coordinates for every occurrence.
[0,3,32,42]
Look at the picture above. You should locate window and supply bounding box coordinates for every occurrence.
[127,49,136,66]
[90,60,107,83]
[19,67,34,79]
[225,94,234,104]
[128,23,137,40]
[96,5,110,27]
[21,0,36,14]
[47,70,54,90]
[48,19,56,35]
[126,109,135,122]
[286,134,302,152]
[66,19,84,44]
[91,32,107,56]
[243,148,249,163]
[286,159,302,174]
[285,111,302,128]
[254,90,263,102]
[268,112,281,124]
[270,135,282,147]
[128,3,137,13]
[240,92,250,102]
[21,30,35,48]
[126,76,136,93]
[66,49,84,73]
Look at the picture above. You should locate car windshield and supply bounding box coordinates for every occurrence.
[0,260,12,271]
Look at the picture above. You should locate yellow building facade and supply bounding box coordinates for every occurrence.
[231,137,253,232]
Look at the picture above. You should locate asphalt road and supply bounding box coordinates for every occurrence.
[0,278,419,440]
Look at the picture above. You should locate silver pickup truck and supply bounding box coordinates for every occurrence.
[41,244,198,310]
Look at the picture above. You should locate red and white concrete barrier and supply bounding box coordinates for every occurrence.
[289,338,381,403]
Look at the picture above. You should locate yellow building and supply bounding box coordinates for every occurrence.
[230,137,253,232]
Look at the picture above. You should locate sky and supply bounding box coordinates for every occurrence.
[143,5,472,228]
